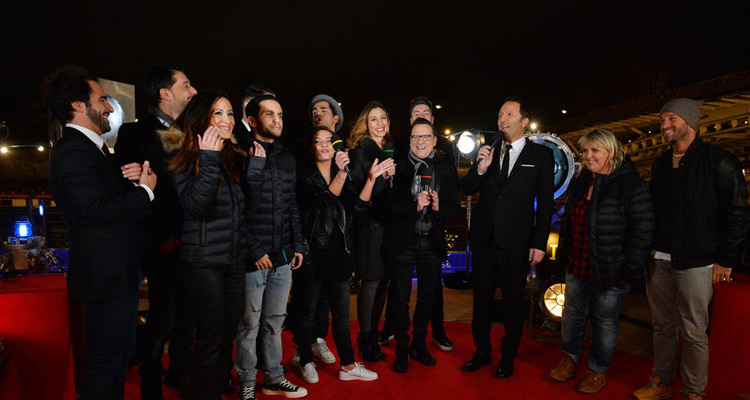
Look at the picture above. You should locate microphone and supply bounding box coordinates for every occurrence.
[331,134,351,180]
[420,166,433,216]
[383,143,395,188]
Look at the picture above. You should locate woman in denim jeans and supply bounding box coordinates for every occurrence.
[549,129,654,394]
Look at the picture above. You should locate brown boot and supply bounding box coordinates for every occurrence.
[549,354,576,382]
[633,375,672,400]
[684,393,704,400]
[576,369,606,394]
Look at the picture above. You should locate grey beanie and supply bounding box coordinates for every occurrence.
[309,94,344,132]
[660,98,704,132]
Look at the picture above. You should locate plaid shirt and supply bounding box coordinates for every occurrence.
[567,175,594,282]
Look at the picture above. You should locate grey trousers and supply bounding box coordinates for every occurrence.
[647,258,713,397]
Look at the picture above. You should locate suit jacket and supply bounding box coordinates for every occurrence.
[115,115,182,246]
[114,114,165,166]
[462,137,554,252]
[49,126,151,303]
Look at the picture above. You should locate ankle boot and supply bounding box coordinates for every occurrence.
[370,330,385,360]
[357,332,380,362]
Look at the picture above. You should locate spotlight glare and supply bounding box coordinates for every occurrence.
[444,129,451,135]
[435,105,442,110]
[530,122,538,131]
[0,146,7,154]
[37,145,45,152]
[561,109,567,114]
[457,131,477,155]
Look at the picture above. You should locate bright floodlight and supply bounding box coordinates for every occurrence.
[0,146,7,154]
[37,145,44,152]
[530,122,538,131]
[444,129,451,135]
[435,105,442,110]
[561,109,567,114]
[457,131,477,155]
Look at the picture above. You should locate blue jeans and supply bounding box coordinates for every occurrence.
[235,264,292,387]
[560,272,630,374]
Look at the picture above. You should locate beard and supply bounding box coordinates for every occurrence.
[86,104,111,134]
[256,124,281,140]
[664,123,690,144]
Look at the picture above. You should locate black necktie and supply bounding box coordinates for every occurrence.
[499,144,512,187]
[101,143,113,160]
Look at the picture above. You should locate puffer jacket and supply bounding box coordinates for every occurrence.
[650,137,750,269]
[557,156,654,290]
[165,130,248,267]
[245,139,304,267]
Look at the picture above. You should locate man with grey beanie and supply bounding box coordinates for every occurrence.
[633,98,750,400]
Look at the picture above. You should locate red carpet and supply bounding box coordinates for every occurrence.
[123,321,665,400]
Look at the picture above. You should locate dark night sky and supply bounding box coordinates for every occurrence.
[2,1,749,146]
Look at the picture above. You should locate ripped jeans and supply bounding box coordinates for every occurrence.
[235,264,292,387]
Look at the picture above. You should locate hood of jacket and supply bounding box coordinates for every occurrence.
[158,127,184,154]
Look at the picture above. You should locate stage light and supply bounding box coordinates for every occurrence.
[444,129,451,135]
[457,131,478,157]
[14,217,32,238]
[435,105,442,110]
[0,146,7,154]
[561,110,567,114]
[39,203,44,216]
[540,282,566,320]
[530,122,538,131]
[448,135,455,142]
[37,145,44,152]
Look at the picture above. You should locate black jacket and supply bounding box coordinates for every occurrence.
[349,137,392,223]
[650,137,750,269]
[115,115,182,247]
[49,127,151,302]
[385,155,461,260]
[462,137,554,252]
[172,148,248,268]
[557,157,654,290]
[245,139,305,267]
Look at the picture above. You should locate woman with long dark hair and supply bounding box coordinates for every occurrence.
[164,90,247,400]
[347,101,397,361]
[549,129,653,394]
[289,126,390,384]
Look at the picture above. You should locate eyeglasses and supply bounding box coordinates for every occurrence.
[410,134,435,142]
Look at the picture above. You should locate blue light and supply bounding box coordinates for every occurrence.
[14,218,32,238]
[39,203,44,216]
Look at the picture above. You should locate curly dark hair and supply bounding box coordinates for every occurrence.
[42,65,96,123]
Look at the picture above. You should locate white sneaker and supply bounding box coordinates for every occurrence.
[311,338,336,364]
[291,348,301,369]
[300,362,319,384]
[339,362,379,381]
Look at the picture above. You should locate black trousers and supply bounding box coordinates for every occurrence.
[290,277,355,367]
[389,238,442,355]
[430,273,446,335]
[80,294,139,400]
[139,250,194,388]
[183,265,245,400]
[471,244,529,360]
[311,288,330,339]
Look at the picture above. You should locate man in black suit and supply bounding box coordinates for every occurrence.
[460,96,554,379]
[45,66,157,399]
[114,63,197,399]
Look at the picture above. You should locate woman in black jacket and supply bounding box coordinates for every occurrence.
[168,91,247,400]
[549,129,654,394]
[290,126,390,384]
[347,101,397,361]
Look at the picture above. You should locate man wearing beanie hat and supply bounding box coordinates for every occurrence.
[634,98,750,400]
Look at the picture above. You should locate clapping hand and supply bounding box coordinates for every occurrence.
[198,126,223,151]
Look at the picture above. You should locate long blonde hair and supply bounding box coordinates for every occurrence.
[347,101,393,149]
[578,128,625,175]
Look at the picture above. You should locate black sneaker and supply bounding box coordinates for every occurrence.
[261,379,308,398]
[239,385,255,400]
[432,331,454,351]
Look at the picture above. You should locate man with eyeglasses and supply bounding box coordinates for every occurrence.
[384,118,461,373]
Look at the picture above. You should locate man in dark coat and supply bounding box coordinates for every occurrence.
[114,62,197,399]
[633,98,750,400]
[461,96,554,379]
[45,66,156,399]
